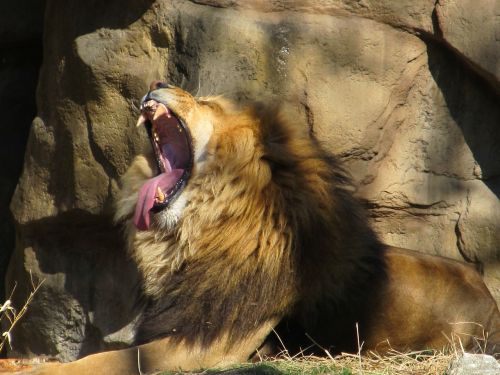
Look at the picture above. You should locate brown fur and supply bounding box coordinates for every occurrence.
[25,86,500,374]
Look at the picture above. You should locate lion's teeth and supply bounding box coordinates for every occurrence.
[136,114,147,127]
[144,100,156,109]
[156,187,166,203]
[160,103,171,118]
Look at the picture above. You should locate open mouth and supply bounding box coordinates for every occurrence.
[133,98,193,230]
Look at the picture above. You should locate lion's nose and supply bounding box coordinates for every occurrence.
[150,80,169,91]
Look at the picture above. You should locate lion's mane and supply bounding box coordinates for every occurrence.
[117,101,386,352]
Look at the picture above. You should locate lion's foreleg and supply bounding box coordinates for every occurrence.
[26,318,278,375]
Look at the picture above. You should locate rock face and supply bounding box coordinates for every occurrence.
[5,0,500,361]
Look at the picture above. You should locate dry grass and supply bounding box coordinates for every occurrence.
[156,350,455,375]
[0,273,43,354]
[152,344,459,375]
[266,350,453,374]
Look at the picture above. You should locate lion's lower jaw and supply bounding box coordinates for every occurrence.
[153,193,188,231]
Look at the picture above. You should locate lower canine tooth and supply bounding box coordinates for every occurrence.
[156,187,166,203]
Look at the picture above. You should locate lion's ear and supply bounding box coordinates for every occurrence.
[260,108,303,172]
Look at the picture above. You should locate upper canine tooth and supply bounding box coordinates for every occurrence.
[153,103,170,121]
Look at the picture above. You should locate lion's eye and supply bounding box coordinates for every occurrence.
[198,100,220,111]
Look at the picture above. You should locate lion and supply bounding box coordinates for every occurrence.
[20,81,500,374]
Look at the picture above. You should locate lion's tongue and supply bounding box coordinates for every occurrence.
[134,170,184,230]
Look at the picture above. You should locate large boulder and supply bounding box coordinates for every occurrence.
[5,0,500,361]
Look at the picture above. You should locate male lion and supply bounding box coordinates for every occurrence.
[22,81,499,374]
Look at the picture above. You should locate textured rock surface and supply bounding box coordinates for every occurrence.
[446,353,500,375]
[436,0,500,89]
[5,0,500,361]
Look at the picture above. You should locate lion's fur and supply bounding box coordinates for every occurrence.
[26,86,500,374]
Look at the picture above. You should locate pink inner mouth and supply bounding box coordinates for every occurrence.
[133,101,191,230]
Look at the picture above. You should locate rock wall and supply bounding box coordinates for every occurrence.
[5,0,500,361]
